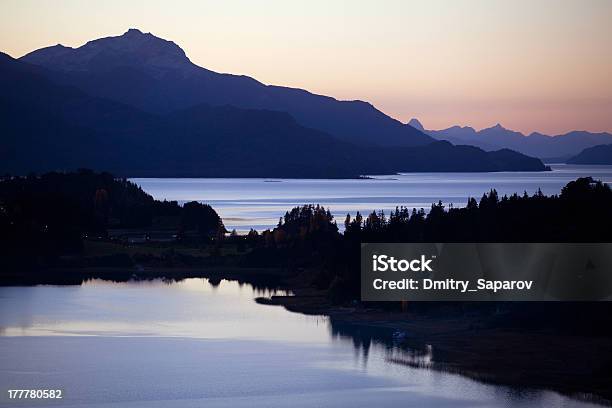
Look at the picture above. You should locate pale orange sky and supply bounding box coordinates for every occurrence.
[1,0,611,134]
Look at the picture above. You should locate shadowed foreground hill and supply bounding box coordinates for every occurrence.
[0,52,548,177]
[0,170,224,276]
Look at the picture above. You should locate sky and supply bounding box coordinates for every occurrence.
[1,0,611,135]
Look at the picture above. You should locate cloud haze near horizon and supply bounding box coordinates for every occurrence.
[1,0,611,135]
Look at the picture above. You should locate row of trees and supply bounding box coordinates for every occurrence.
[242,177,611,302]
[341,177,611,242]
[3,173,610,306]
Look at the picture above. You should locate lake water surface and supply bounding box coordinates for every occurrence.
[2,166,611,407]
[0,279,602,407]
[132,164,612,232]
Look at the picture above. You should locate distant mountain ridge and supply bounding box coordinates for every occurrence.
[20,28,432,148]
[0,52,548,177]
[414,119,612,159]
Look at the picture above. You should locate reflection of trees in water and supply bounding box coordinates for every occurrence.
[81,276,290,296]
[329,321,433,368]
[207,277,292,297]
[330,322,374,361]
[386,344,434,369]
[205,275,289,294]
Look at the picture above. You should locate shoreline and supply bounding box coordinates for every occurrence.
[2,266,611,405]
[260,286,612,406]
[0,266,289,287]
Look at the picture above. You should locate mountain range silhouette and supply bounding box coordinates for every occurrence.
[1,29,548,177]
[411,118,612,160]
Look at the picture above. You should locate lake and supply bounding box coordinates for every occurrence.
[2,165,611,407]
[0,279,601,407]
[132,164,612,233]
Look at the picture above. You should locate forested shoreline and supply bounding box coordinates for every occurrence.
[2,171,611,290]
[2,171,612,401]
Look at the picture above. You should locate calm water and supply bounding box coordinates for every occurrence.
[2,166,610,407]
[0,279,601,407]
[132,164,612,233]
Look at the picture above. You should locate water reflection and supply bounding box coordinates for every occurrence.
[329,321,434,372]
[0,278,311,340]
[0,278,604,408]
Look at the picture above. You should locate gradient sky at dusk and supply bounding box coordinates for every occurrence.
[1,0,611,134]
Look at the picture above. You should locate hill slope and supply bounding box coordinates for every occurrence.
[567,144,612,165]
[20,29,432,148]
[1,52,548,176]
